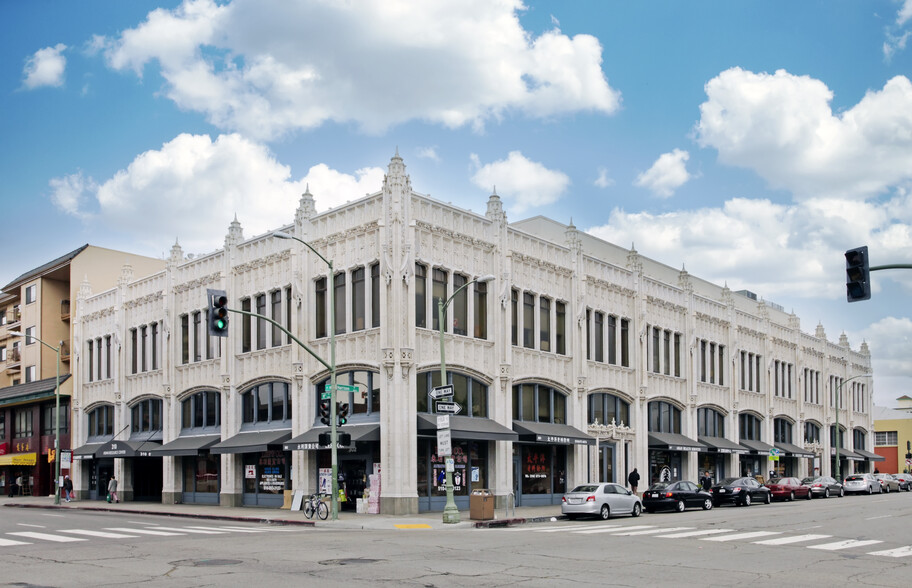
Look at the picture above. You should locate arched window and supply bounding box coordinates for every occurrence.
[87,405,114,439]
[588,393,629,426]
[829,424,846,448]
[416,371,488,417]
[853,428,866,449]
[698,407,725,437]
[131,398,162,435]
[739,413,762,441]
[512,383,567,424]
[804,421,821,444]
[773,418,793,443]
[241,382,291,426]
[648,401,681,433]
[181,391,220,431]
[316,370,381,421]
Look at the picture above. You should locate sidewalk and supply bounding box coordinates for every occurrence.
[1,494,563,530]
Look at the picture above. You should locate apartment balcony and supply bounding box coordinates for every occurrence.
[5,307,20,326]
[60,340,70,363]
[5,347,21,372]
[60,299,70,321]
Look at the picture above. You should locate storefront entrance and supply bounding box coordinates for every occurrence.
[512,444,567,507]
[417,439,488,512]
[182,454,220,505]
[242,450,289,507]
[597,442,615,483]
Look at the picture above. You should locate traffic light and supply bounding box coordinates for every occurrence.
[319,400,331,426]
[337,402,349,427]
[338,432,352,447]
[845,246,871,302]
[207,289,230,336]
[318,432,331,446]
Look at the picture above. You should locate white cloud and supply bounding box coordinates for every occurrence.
[416,147,441,162]
[22,44,67,89]
[594,166,614,188]
[100,0,620,139]
[897,0,912,26]
[854,316,912,407]
[51,133,383,253]
[634,149,691,197]
[696,68,912,200]
[470,151,570,214]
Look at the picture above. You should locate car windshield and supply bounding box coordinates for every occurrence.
[569,485,599,493]
[647,483,669,491]
[767,478,784,484]
[800,477,815,484]
[719,477,739,485]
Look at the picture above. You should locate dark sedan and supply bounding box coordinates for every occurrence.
[765,477,811,501]
[800,475,844,498]
[642,480,714,513]
[710,476,772,507]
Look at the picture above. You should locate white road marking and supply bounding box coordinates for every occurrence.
[104,527,186,536]
[616,527,693,536]
[701,531,780,542]
[657,528,735,538]
[60,529,139,539]
[534,525,599,532]
[868,546,912,558]
[0,538,32,546]
[753,534,832,545]
[808,539,883,551]
[575,525,655,535]
[147,527,227,534]
[185,526,268,533]
[865,515,891,520]
[17,524,45,528]
[570,525,626,535]
[8,532,86,543]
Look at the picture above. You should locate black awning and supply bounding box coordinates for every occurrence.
[512,421,595,446]
[648,432,703,452]
[152,435,221,457]
[72,443,104,461]
[95,439,161,458]
[739,439,775,454]
[699,436,748,454]
[284,423,381,451]
[417,414,518,442]
[774,442,815,459]
[830,447,863,461]
[853,449,885,462]
[210,430,291,454]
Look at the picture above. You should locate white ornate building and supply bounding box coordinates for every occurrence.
[71,152,876,514]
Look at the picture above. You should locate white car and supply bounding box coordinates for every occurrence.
[561,482,642,520]
[843,473,882,495]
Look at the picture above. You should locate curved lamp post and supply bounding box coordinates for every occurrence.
[833,373,872,482]
[273,231,340,521]
[439,274,495,524]
[10,331,61,504]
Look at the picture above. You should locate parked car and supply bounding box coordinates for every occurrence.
[873,473,901,493]
[642,480,714,513]
[765,476,811,501]
[893,473,912,491]
[710,477,772,507]
[562,483,643,520]
[843,473,882,495]
[800,476,844,498]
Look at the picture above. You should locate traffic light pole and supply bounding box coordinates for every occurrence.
[833,374,871,482]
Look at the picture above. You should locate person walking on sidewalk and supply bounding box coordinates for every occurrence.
[107,476,119,503]
[63,475,74,502]
[627,468,640,495]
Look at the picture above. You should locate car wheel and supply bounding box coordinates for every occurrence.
[702,498,713,510]
[867,486,873,495]
[632,503,642,518]
[764,492,771,505]
[600,504,610,520]
[805,490,812,500]
[676,500,686,513]
[885,485,890,494]
[824,488,830,498]
[742,494,752,507]
[789,492,795,502]
[839,488,844,497]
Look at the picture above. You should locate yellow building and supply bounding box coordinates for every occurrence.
[873,396,912,474]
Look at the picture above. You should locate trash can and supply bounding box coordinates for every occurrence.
[470,489,494,520]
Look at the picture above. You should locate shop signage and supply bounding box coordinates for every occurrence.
[769,448,781,461]
[437,428,452,456]
[534,434,590,445]
[430,385,454,400]
[100,443,127,457]
[436,401,462,415]
[245,465,256,479]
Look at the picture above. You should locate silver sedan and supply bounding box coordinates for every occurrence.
[873,473,901,493]
[843,473,882,495]
[561,482,643,520]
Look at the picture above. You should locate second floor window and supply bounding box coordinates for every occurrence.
[87,405,114,438]
[648,401,682,434]
[698,407,725,437]
[513,383,567,424]
[182,391,221,431]
[14,408,32,438]
[804,422,821,444]
[739,413,762,441]
[131,398,163,435]
[773,418,793,443]
[242,382,292,426]
[588,392,630,426]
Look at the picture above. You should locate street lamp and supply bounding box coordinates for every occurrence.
[833,374,871,483]
[10,331,61,504]
[273,230,340,521]
[438,274,495,524]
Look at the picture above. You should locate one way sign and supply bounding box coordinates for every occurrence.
[435,401,462,415]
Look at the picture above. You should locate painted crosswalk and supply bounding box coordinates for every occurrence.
[488,521,912,558]
[0,523,300,548]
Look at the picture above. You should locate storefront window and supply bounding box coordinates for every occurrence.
[521,445,565,494]
[417,440,487,498]
[183,454,219,493]
[243,450,288,495]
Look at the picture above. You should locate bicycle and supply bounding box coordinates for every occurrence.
[303,492,329,520]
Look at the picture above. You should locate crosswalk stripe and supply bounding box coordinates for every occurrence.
[619,527,693,536]
[0,538,32,546]
[600,525,658,536]
[8,532,86,543]
[60,530,139,539]
[185,526,266,533]
[867,546,912,558]
[808,539,882,551]
[753,534,831,546]
[534,525,599,533]
[572,525,626,535]
[145,527,226,534]
[701,531,780,542]
[657,528,735,538]
[104,528,185,536]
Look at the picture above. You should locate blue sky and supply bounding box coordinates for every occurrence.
[4,0,912,407]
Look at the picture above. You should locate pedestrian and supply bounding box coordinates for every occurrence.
[15,474,23,496]
[63,475,74,502]
[700,471,713,492]
[7,474,17,498]
[627,468,640,495]
[107,475,119,503]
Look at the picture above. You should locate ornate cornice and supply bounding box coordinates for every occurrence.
[646,295,687,314]
[122,292,164,310]
[415,220,497,253]
[233,250,292,275]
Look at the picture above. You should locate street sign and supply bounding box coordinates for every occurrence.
[430,385,454,399]
[435,401,462,415]
[437,428,452,456]
[321,392,332,400]
[769,448,780,461]
[325,384,359,392]
[437,415,450,430]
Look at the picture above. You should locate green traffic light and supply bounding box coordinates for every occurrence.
[215,319,226,329]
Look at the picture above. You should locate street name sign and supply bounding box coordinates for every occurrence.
[325,384,359,392]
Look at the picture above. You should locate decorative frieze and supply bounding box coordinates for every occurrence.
[511,251,573,277]
[122,292,164,310]
[232,251,292,275]
[172,272,223,294]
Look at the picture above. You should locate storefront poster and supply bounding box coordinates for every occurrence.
[245,465,256,479]
[319,468,332,494]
